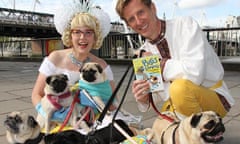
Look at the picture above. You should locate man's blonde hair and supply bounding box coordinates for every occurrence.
[115,0,153,20]
[61,13,103,49]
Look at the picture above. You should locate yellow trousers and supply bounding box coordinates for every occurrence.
[161,79,227,118]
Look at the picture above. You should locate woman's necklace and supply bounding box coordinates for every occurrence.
[69,53,90,68]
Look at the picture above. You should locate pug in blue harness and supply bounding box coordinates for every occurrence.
[78,62,112,112]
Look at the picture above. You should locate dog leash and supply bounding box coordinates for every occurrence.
[73,106,91,129]
[93,62,138,144]
[111,65,139,143]
[58,90,80,132]
[97,50,144,124]
[149,94,175,122]
[97,63,132,125]
[137,49,175,123]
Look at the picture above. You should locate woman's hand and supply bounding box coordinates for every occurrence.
[132,79,150,103]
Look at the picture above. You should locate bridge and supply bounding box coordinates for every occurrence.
[0,8,239,70]
[0,7,60,38]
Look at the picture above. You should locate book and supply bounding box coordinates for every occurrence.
[132,55,164,92]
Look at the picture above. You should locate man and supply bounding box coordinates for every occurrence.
[115,0,234,118]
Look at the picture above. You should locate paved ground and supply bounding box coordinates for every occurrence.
[0,61,239,143]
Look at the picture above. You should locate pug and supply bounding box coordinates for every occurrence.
[36,74,79,134]
[79,62,129,116]
[79,62,108,111]
[4,111,44,144]
[138,111,225,144]
[4,111,134,144]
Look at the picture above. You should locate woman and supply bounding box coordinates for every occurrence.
[32,3,115,122]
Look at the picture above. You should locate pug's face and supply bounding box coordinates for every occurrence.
[80,62,106,83]
[4,111,40,143]
[149,75,158,84]
[190,111,225,143]
[45,74,69,94]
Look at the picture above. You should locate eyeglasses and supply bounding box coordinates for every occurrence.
[71,29,94,37]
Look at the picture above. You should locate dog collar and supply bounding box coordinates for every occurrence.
[172,124,179,144]
[47,91,71,109]
[161,122,179,144]
[15,132,44,144]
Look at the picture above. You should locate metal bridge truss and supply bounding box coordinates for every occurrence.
[0,8,59,38]
[0,7,54,27]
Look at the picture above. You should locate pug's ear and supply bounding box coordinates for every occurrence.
[62,74,68,81]
[95,64,103,73]
[27,116,38,128]
[79,67,83,73]
[46,76,52,84]
[190,113,202,128]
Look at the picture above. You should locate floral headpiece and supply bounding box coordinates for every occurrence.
[54,0,111,38]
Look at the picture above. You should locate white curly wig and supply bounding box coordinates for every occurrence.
[54,0,111,49]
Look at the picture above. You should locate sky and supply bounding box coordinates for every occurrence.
[0,0,239,27]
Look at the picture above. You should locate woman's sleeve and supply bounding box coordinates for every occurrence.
[39,57,57,76]
[104,65,114,81]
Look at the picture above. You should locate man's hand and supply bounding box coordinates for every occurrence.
[132,79,150,103]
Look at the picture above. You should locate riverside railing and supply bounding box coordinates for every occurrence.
[0,27,239,60]
[203,27,240,58]
[98,27,240,59]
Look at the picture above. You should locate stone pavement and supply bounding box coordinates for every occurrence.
[0,61,239,143]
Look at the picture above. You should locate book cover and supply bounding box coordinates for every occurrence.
[132,55,164,92]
